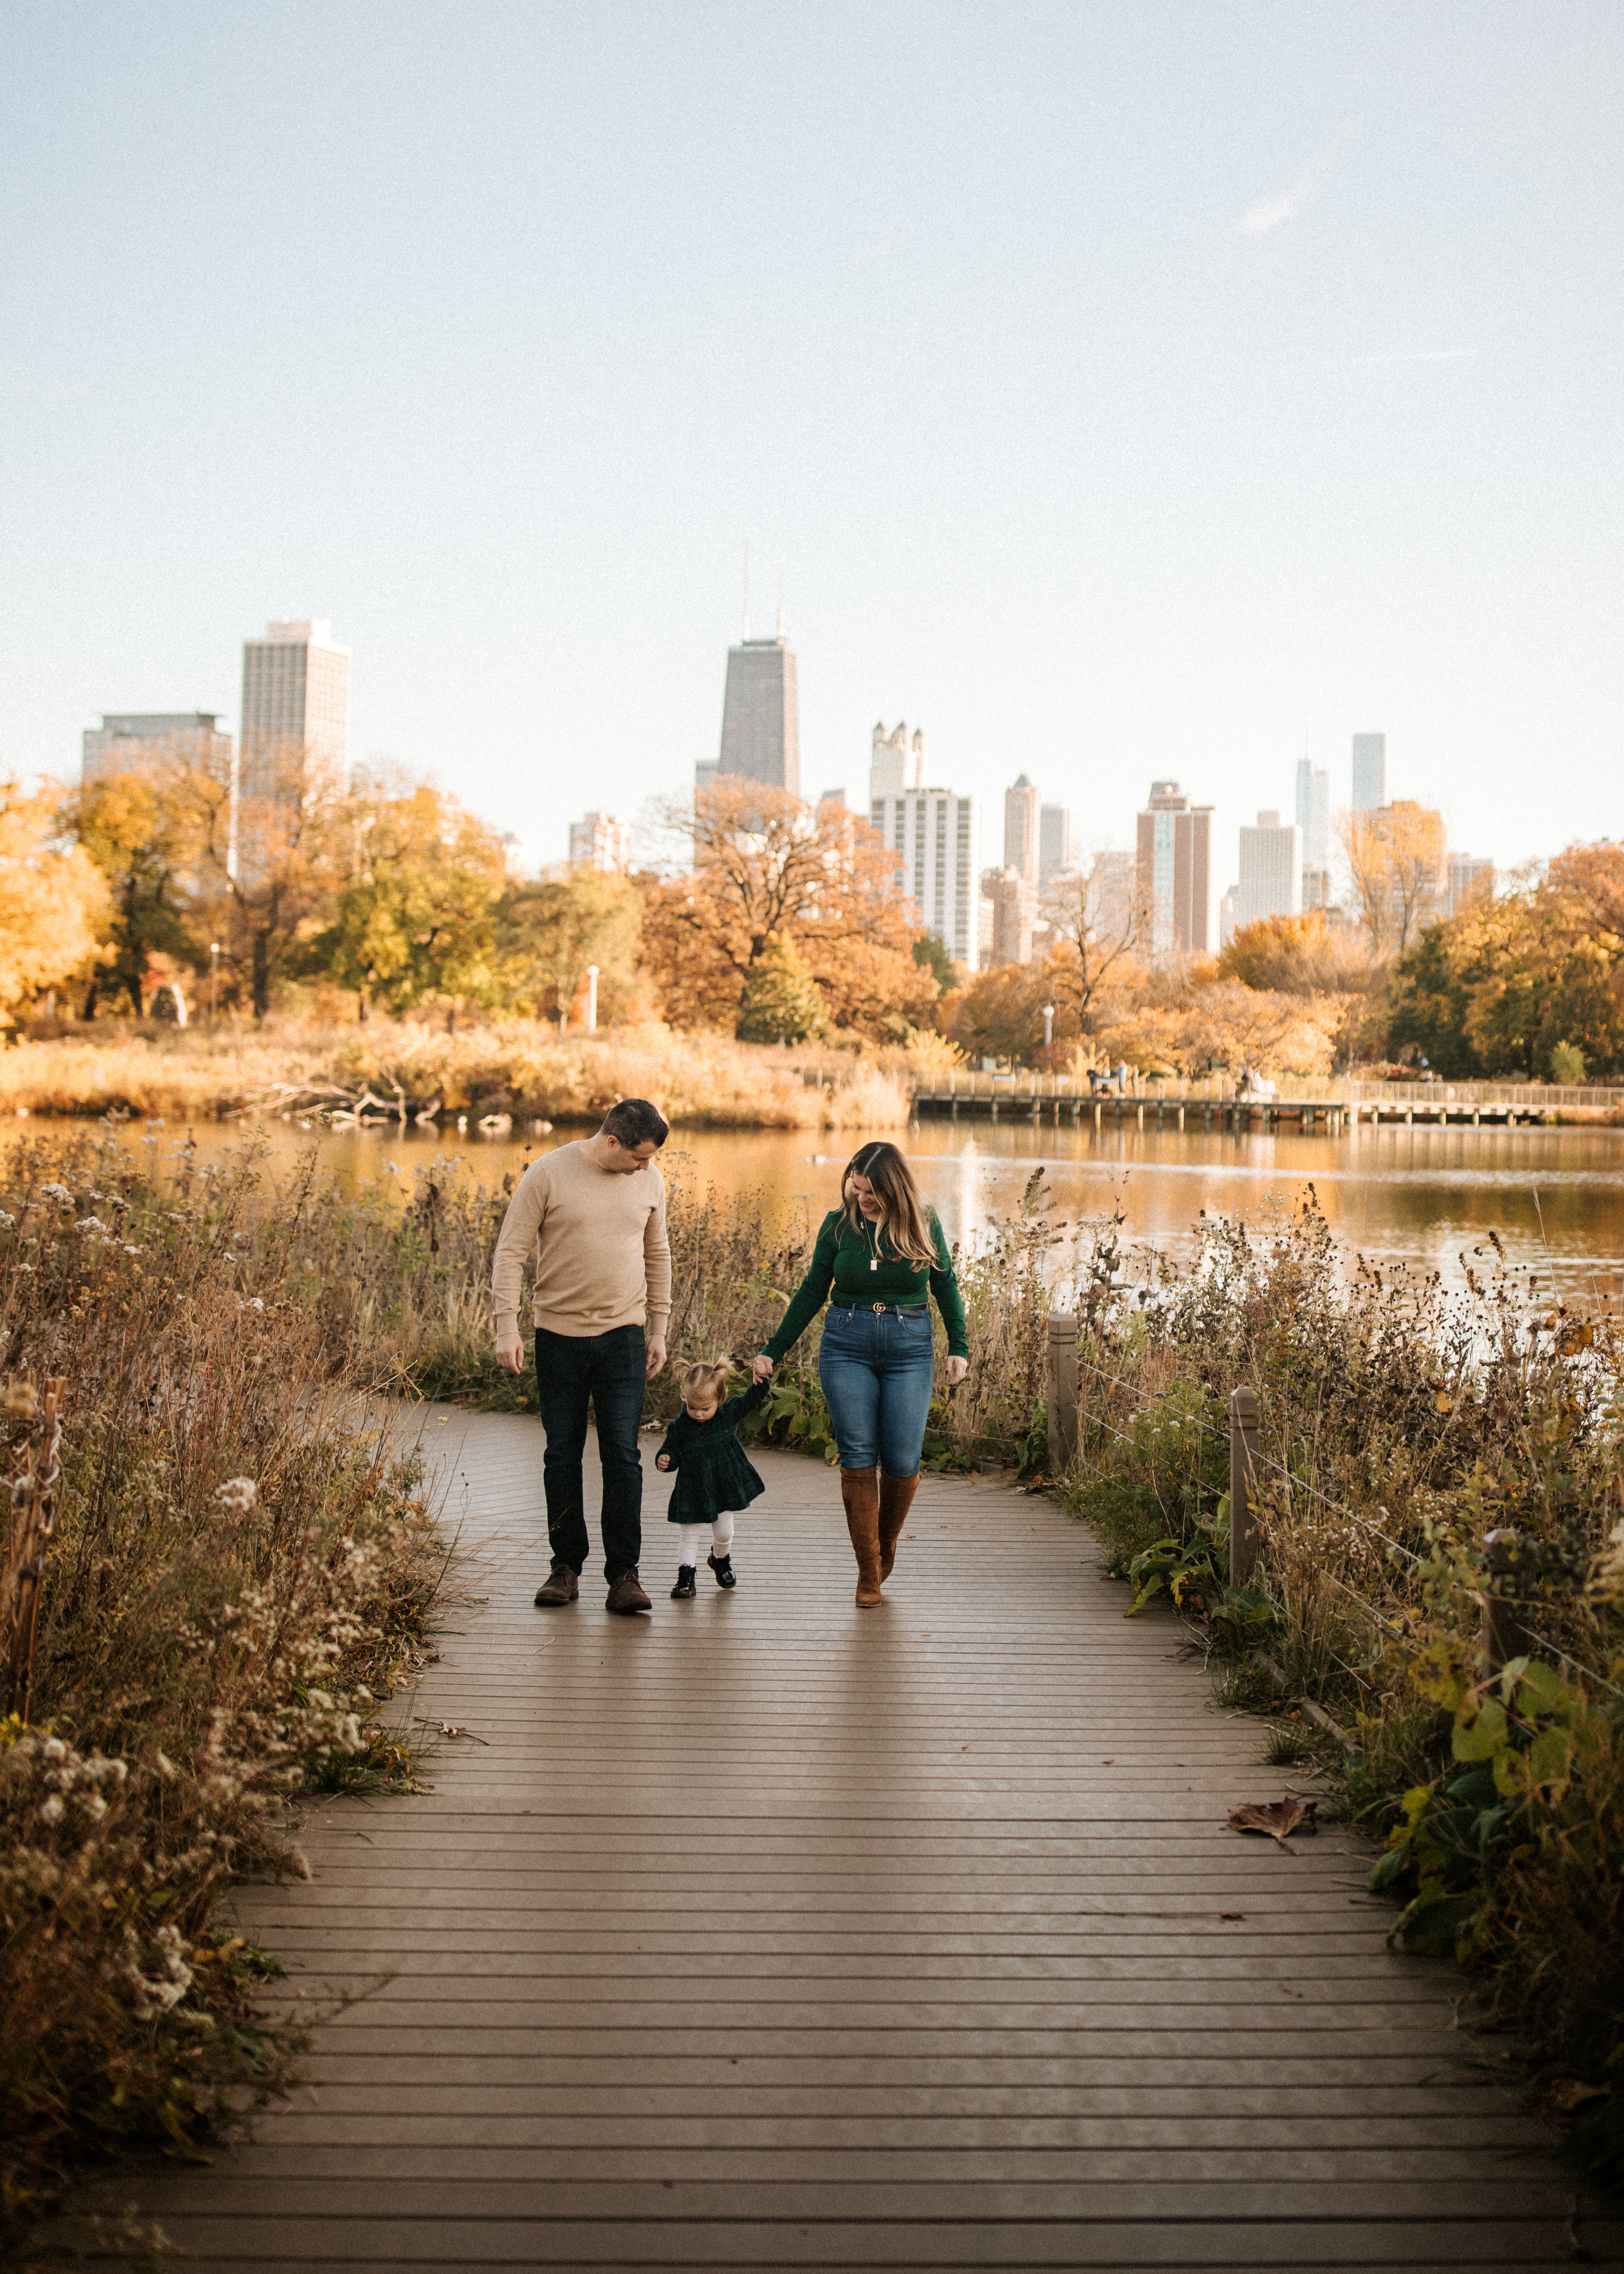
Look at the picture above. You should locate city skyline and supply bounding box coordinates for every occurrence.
[3,8,1617,892]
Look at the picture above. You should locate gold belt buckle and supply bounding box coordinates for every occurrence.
[871,1301,886,1314]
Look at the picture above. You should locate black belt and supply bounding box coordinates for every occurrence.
[830,1299,927,1316]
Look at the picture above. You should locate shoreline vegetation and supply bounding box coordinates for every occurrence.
[0,1021,914,1132]
[3,1131,1621,2241]
[3,1019,1622,1134]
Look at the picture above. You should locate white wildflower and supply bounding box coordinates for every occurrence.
[154,1751,177,1780]
[38,1794,64,1825]
[75,1216,109,1234]
[41,1737,67,1763]
[213,1477,257,1513]
[39,1183,73,1203]
[0,1210,14,1229]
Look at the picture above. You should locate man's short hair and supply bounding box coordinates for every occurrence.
[601,1097,669,1149]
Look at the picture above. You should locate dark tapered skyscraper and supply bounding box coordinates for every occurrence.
[712,630,799,796]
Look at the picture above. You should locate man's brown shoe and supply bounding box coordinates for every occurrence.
[534,1561,579,1607]
[878,1470,920,1581]
[605,1568,652,1615]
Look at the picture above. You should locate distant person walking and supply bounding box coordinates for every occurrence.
[751,1140,969,1606]
[493,1098,671,1616]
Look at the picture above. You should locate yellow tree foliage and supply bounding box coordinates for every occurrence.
[0,781,110,1023]
[1338,802,1447,957]
[498,869,644,1029]
[68,768,207,1016]
[944,939,1347,1077]
[639,780,936,1038]
[1217,910,1381,996]
[305,782,510,1019]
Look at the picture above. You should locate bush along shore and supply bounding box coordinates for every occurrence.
[0,1134,444,2249]
[1052,1188,1624,2189]
[0,1019,914,1133]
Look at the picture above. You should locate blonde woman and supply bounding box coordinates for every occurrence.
[751,1141,969,1605]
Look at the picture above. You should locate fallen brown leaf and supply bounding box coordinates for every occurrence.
[1227,1795,1320,1853]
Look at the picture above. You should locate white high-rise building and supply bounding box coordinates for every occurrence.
[1447,852,1495,917]
[1237,810,1304,929]
[1039,802,1076,879]
[869,725,979,967]
[1295,757,1331,870]
[82,712,232,787]
[869,720,925,799]
[569,812,632,872]
[239,620,350,804]
[1004,774,1040,878]
[1351,732,1386,812]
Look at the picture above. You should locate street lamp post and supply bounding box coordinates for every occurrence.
[1042,1003,1054,1050]
[209,942,220,1022]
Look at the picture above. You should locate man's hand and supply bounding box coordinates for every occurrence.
[645,1335,667,1379]
[945,1356,969,1388]
[751,1353,775,1385]
[656,1453,671,1471]
[495,1329,524,1377]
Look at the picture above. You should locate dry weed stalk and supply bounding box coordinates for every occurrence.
[0,1133,444,2238]
[3,1373,65,1720]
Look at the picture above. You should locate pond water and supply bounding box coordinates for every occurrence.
[98,1112,1624,1310]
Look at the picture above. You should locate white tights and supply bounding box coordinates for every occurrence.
[677,1512,734,1567]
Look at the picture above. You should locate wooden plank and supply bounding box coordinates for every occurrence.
[72,1415,1577,2271]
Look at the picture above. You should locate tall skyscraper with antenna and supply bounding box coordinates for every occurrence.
[702,549,800,795]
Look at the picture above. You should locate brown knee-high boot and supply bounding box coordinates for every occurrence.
[878,1470,920,1581]
[840,1467,883,1607]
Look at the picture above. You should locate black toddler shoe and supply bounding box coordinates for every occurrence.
[707,1552,737,1590]
[671,1566,697,1599]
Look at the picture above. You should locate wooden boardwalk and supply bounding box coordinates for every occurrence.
[83,1410,1611,2271]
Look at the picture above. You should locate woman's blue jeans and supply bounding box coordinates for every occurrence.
[817,1303,936,1477]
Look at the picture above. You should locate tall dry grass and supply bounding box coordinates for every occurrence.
[0,1018,912,1131]
[1053,1188,1624,2176]
[0,1133,442,2242]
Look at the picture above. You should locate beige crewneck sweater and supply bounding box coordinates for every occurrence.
[491,1141,672,1341]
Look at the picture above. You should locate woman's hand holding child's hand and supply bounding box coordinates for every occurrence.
[751,1354,775,1385]
[656,1453,671,1470]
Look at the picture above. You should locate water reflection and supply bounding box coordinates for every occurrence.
[113,1113,1624,1307]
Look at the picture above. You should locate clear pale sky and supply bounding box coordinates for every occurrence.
[3,1,1620,885]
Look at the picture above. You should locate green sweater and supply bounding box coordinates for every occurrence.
[764,1207,969,1362]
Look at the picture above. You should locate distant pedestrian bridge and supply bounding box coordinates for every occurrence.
[907,1070,1623,1133]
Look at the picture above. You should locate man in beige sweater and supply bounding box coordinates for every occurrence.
[493,1098,672,1614]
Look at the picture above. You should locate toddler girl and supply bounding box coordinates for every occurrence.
[656,1360,771,1597]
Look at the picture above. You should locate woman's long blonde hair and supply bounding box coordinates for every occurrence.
[841,1142,938,1267]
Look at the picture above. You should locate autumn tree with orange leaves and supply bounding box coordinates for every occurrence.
[639,779,937,1039]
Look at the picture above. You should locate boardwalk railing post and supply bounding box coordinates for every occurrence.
[1479,1529,1526,1680]
[1228,1386,1260,1587]
[1046,1313,1078,1475]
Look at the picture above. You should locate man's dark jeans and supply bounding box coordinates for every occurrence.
[533,1325,645,1581]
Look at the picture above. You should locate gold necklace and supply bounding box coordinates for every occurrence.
[868,1216,882,1272]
